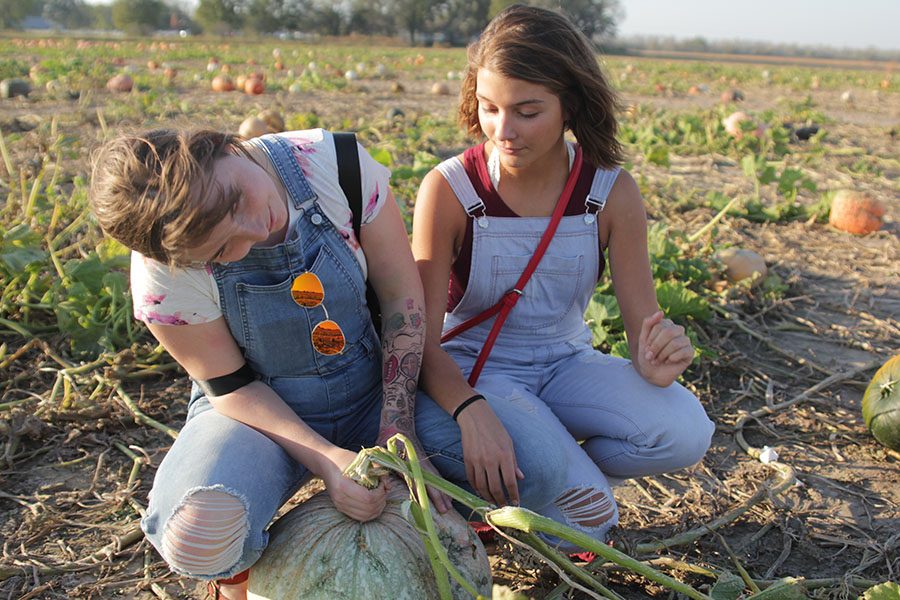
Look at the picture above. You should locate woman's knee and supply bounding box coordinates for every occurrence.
[512,428,568,508]
[158,488,251,578]
[654,387,715,468]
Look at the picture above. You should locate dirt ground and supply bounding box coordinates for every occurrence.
[0,62,898,599]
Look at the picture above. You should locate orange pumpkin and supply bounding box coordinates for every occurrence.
[829,190,885,235]
[211,75,234,92]
[106,74,133,93]
[244,77,265,95]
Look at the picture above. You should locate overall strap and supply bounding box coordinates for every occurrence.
[256,134,317,208]
[443,147,585,386]
[584,166,621,216]
[333,132,382,335]
[436,157,488,228]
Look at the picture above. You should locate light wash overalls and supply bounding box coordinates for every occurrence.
[415,151,715,546]
[140,135,384,579]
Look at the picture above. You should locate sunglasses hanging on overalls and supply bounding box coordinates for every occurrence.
[290,272,346,355]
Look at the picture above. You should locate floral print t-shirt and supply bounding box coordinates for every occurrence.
[130,129,390,326]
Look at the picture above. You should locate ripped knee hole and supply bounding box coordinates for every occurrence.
[161,489,248,574]
[554,486,615,528]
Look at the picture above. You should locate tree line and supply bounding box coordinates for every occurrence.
[2,0,621,46]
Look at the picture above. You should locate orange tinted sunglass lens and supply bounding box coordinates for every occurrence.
[291,272,324,307]
[311,320,345,355]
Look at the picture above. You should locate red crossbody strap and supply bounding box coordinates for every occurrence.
[444,147,583,386]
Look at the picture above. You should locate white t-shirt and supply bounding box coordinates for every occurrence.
[130,129,391,326]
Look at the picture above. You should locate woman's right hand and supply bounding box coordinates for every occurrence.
[320,447,387,522]
[456,399,524,507]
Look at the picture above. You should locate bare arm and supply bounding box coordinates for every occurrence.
[359,191,426,441]
[605,171,693,387]
[360,190,452,512]
[410,169,476,410]
[148,318,386,521]
[411,167,523,507]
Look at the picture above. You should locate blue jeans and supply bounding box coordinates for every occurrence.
[416,332,714,546]
[140,362,383,578]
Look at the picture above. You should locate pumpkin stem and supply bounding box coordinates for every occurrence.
[363,436,711,600]
[342,446,390,490]
[389,434,483,600]
[487,507,711,600]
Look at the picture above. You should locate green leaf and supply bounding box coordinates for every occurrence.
[777,168,805,196]
[758,165,777,185]
[609,339,630,359]
[96,238,131,269]
[369,147,394,168]
[741,154,758,178]
[710,570,745,600]
[863,582,900,600]
[413,151,440,172]
[391,165,415,181]
[645,144,670,167]
[656,281,711,321]
[64,255,107,295]
[584,292,620,347]
[0,224,47,272]
[747,577,806,599]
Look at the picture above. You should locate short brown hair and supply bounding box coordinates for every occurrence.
[458,4,624,168]
[90,129,250,267]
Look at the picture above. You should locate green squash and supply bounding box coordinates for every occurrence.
[862,355,900,451]
[1,78,31,99]
[247,486,492,600]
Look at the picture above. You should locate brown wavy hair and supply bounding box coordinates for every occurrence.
[90,129,252,267]
[458,4,624,168]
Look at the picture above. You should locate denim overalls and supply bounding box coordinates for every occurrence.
[415,152,715,546]
[140,135,383,578]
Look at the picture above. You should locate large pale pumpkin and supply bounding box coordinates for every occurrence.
[247,487,491,599]
[862,355,900,451]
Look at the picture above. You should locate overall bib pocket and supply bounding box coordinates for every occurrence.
[489,253,584,332]
[234,244,369,376]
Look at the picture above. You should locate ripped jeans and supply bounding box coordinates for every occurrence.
[140,373,383,581]
[415,333,715,549]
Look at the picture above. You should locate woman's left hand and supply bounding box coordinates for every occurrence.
[635,311,693,387]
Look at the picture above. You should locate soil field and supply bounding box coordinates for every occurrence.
[0,37,897,599]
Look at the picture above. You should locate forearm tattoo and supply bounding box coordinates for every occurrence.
[379,298,425,439]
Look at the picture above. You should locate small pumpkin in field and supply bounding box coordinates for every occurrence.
[247,487,491,600]
[828,190,885,235]
[716,248,767,286]
[244,77,265,95]
[106,74,133,93]
[238,117,269,139]
[257,109,285,132]
[211,75,234,92]
[862,355,900,451]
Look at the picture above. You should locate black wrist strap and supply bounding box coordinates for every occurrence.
[197,363,256,397]
[452,394,485,421]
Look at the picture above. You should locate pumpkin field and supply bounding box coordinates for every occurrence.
[0,35,897,599]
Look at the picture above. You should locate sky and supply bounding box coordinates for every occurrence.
[617,0,900,51]
[81,0,900,51]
